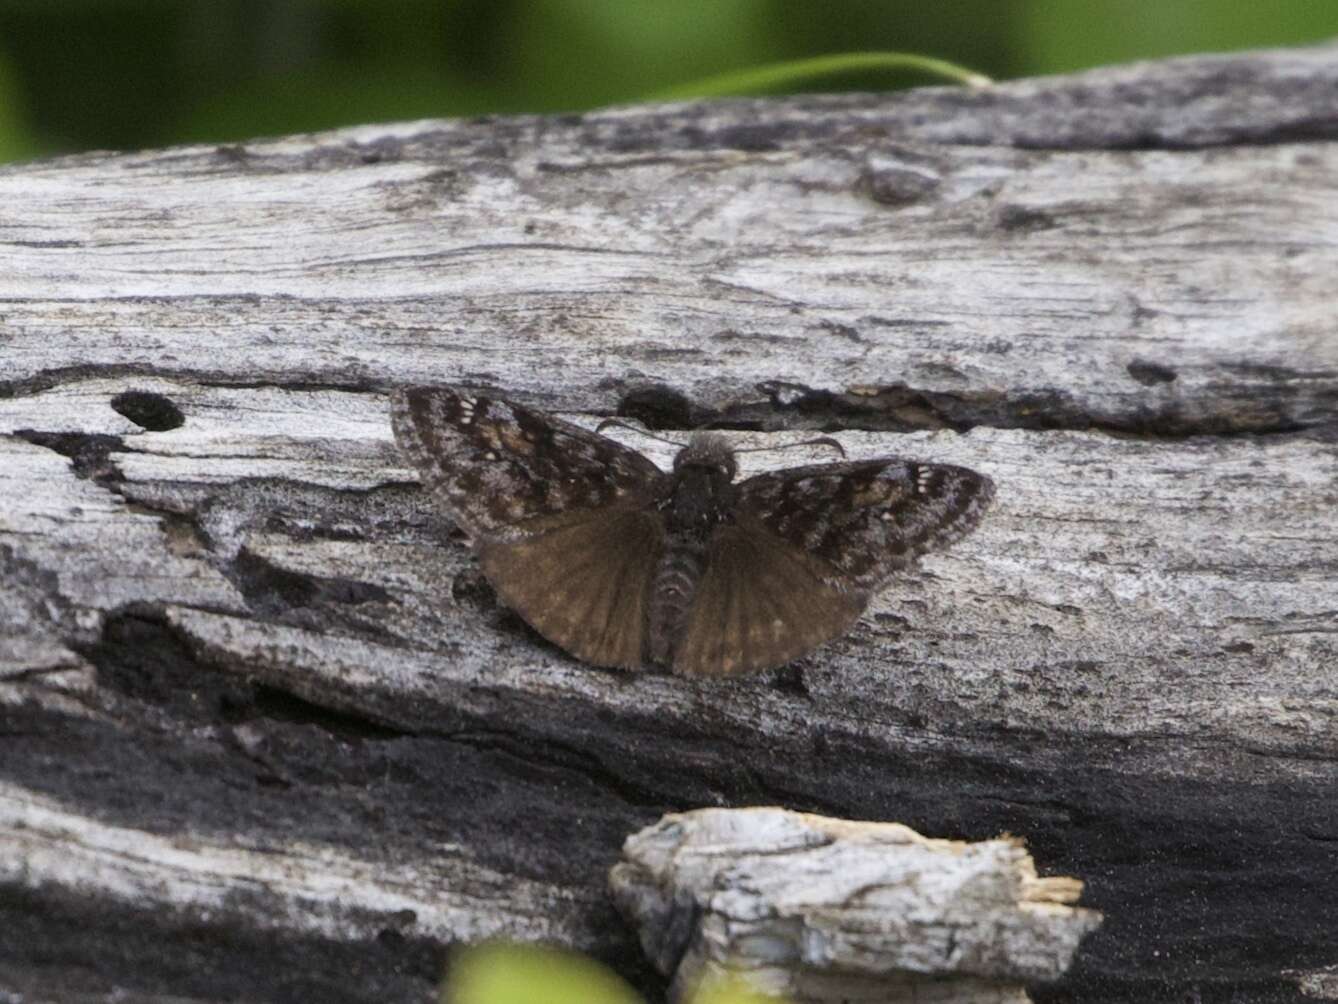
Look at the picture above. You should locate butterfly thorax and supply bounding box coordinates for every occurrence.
[647,434,739,665]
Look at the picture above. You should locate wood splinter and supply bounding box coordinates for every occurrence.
[610,807,1102,1004]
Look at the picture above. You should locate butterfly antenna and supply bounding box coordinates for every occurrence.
[734,436,846,459]
[596,419,845,459]
[594,418,688,448]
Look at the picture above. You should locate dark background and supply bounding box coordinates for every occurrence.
[0,0,1335,163]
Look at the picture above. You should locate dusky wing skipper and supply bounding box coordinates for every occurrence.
[392,386,993,675]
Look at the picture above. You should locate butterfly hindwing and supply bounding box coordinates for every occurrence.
[735,459,995,592]
[390,386,663,539]
[672,519,866,676]
[478,508,664,669]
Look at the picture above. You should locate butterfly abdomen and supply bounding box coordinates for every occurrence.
[647,541,708,666]
[646,454,740,667]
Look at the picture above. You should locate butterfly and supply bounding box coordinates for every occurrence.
[391,386,994,676]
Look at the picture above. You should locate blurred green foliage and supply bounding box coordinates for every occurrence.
[0,0,1333,162]
[443,942,645,1004]
[442,942,785,1004]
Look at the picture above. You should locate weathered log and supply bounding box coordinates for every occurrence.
[2,43,1337,1003]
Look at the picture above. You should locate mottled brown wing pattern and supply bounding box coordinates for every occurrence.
[393,384,995,676]
[390,386,664,540]
[672,520,866,676]
[479,508,664,669]
[736,460,995,592]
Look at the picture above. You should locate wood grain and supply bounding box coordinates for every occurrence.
[2,43,1337,1004]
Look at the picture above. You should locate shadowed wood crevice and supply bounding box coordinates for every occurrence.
[11,367,1333,443]
[3,43,1338,1004]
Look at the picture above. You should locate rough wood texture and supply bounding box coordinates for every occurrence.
[610,807,1101,1002]
[2,43,1337,1004]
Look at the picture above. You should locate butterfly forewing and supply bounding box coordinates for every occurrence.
[392,386,669,667]
[736,460,995,592]
[390,387,663,538]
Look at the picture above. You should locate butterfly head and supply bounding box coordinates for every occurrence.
[673,432,738,482]
[663,433,738,534]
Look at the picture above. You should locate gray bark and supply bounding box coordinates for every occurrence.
[2,43,1337,1004]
